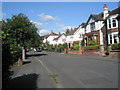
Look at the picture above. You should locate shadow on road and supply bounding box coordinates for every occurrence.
[26,53,48,58]
[4,73,39,89]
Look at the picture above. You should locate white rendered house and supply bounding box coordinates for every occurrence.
[43,31,59,45]
[66,25,85,48]
[53,33,67,45]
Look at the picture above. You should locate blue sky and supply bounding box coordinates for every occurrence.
[2,2,118,36]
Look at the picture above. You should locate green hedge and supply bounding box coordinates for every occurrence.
[84,45,100,50]
[73,45,79,50]
[111,43,120,50]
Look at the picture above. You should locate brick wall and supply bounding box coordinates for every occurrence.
[109,50,120,58]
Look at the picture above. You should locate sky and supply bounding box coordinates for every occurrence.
[2,2,119,36]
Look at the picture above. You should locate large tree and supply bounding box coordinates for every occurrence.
[2,13,41,87]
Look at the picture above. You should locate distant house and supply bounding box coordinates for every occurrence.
[83,4,110,46]
[43,31,59,45]
[103,6,120,45]
[66,25,85,49]
[53,33,67,45]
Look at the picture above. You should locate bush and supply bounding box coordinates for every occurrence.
[73,45,79,50]
[70,46,74,50]
[84,45,100,50]
[111,43,120,50]
[89,39,98,46]
[104,45,108,53]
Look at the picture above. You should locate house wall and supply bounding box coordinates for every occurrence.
[66,27,84,43]
[84,17,104,45]
[107,14,119,44]
[55,35,66,45]
[46,35,58,45]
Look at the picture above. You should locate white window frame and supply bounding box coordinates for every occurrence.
[108,32,119,44]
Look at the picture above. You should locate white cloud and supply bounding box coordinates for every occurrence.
[56,23,76,32]
[38,13,58,22]
[0,12,6,20]
[31,21,43,30]
[38,29,50,36]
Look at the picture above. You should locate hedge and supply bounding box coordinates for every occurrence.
[111,43,120,50]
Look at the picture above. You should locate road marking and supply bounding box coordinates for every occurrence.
[34,57,63,88]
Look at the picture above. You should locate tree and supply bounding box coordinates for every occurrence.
[65,28,71,34]
[2,13,41,87]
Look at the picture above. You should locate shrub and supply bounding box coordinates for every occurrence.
[111,43,120,50]
[73,45,79,50]
[70,46,74,50]
[89,39,98,46]
[104,45,108,53]
[84,45,100,50]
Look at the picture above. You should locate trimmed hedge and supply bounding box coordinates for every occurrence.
[111,43,120,50]
[84,45,100,50]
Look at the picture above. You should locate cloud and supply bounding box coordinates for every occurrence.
[31,21,43,30]
[56,23,76,32]
[38,13,58,22]
[38,29,50,36]
[0,12,6,20]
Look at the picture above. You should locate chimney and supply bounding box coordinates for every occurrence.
[59,32,61,35]
[103,4,109,19]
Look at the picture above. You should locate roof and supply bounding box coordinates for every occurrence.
[54,33,66,40]
[109,7,120,16]
[44,31,58,39]
[67,25,81,35]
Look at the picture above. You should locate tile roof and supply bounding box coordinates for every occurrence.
[54,33,66,40]
[44,31,58,39]
[67,25,81,35]
[109,7,120,16]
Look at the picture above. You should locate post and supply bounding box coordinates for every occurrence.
[22,47,25,61]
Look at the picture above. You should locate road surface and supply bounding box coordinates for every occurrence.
[10,51,118,88]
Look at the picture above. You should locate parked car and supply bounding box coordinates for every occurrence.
[33,47,42,52]
[36,47,42,52]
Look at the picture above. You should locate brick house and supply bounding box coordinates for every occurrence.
[83,4,110,46]
[103,6,120,45]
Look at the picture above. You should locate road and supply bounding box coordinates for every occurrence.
[10,51,118,88]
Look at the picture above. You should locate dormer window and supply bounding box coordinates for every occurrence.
[90,22,95,31]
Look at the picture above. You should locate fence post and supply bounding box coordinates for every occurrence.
[22,47,25,61]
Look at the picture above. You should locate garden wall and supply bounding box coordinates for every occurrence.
[109,50,120,58]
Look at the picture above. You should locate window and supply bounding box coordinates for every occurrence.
[108,18,111,28]
[79,33,82,38]
[112,18,116,27]
[113,34,118,43]
[90,22,95,31]
[109,34,112,44]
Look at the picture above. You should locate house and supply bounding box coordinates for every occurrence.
[53,33,67,45]
[103,6,120,45]
[43,31,59,45]
[83,4,110,46]
[117,15,120,43]
[66,25,85,49]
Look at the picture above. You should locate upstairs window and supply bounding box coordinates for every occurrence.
[112,18,116,27]
[90,22,95,31]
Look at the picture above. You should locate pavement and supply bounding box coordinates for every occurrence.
[7,51,119,88]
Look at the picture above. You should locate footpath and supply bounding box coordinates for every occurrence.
[7,56,56,88]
